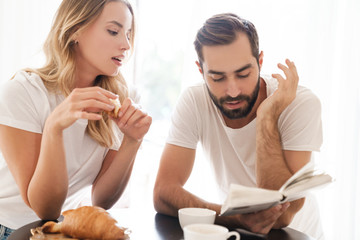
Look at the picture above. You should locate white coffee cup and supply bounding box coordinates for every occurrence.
[184,223,241,240]
[178,208,216,229]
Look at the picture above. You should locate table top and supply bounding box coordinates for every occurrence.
[9,207,314,240]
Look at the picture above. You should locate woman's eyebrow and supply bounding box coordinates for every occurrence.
[107,20,123,28]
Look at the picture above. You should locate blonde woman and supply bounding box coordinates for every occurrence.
[0,0,151,238]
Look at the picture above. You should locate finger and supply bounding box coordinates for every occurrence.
[117,98,133,118]
[118,105,137,128]
[74,87,118,105]
[74,111,102,121]
[277,63,292,78]
[122,109,147,126]
[84,86,118,99]
[286,59,299,81]
[271,73,285,83]
[80,99,115,113]
[134,114,152,128]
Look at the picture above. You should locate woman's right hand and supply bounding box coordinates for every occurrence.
[46,87,118,132]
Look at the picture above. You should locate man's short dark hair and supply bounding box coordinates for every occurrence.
[194,13,259,67]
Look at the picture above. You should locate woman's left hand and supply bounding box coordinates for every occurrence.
[112,98,152,141]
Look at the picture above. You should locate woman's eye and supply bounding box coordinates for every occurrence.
[107,30,118,36]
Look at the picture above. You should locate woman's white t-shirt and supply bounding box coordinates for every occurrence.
[167,75,324,239]
[0,71,126,229]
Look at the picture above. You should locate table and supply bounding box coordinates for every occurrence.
[9,207,314,240]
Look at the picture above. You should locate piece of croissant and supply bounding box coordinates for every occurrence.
[106,97,121,118]
[42,206,127,240]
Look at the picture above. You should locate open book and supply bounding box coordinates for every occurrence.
[220,162,334,216]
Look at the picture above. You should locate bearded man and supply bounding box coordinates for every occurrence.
[153,13,324,240]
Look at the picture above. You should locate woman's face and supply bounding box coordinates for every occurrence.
[75,1,132,81]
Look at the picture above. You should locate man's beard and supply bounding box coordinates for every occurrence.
[207,76,260,119]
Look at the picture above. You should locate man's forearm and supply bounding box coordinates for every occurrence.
[256,113,292,189]
[153,183,221,217]
[256,113,304,227]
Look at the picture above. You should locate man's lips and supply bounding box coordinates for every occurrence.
[224,100,245,109]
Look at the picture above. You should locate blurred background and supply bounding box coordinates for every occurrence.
[0,0,359,239]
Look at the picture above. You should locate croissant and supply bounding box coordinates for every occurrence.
[41,206,127,240]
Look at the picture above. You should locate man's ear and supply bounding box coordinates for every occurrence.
[258,51,264,70]
[195,61,203,74]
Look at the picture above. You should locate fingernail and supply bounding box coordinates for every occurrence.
[118,111,123,117]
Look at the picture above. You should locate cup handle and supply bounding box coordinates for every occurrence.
[227,231,241,240]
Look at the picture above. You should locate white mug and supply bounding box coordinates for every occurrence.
[178,208,216,229]
[184,223,241,240]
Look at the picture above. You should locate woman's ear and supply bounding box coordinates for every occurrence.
[195,61,203,74]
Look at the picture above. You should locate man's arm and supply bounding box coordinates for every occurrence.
[153,143,219,216]
[256,59,308,228]
[153,143,289,234]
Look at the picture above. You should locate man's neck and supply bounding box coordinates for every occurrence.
[223,78,267,129]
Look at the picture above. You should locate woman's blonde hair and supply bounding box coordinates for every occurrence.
[27,0,135,147]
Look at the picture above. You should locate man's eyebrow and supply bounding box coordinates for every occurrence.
[234,63,253,73]
[108,20,123,28]
[207,63,253,75]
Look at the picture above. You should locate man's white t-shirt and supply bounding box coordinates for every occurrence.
[166,75,324,239]
[0,71,129,229]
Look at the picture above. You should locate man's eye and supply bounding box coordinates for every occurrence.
[212,77,224,82]
[237,73,250,79]
[107,30,118,36]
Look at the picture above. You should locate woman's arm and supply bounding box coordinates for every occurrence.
[91,98,152,209]
[0,87,118,220]
[91,137,141,209]
[0,124,67,220]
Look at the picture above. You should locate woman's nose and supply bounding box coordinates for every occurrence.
[119,35,131,51]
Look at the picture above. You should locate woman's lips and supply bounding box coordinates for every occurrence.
[112,57,122,66]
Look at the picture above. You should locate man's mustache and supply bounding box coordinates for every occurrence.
[219,95,250,104]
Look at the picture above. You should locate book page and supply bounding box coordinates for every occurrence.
[220,184,283,215]
[282,173,333,202]
[278,161,315,193]
[278,162,334,202]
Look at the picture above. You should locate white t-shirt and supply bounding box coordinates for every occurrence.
[167,75,324,239]
[0,71,131,229]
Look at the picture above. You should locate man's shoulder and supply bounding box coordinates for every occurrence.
[184,82,206,93]
[262,74,319,101]
[179,82,208,102]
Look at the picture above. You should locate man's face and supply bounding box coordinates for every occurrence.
[199,33,262,119]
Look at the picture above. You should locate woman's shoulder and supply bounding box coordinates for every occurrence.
[9,70,46,89]
[1,70,51,100]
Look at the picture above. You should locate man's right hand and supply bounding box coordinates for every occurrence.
[217,202,290,234]
[256,59,299,119]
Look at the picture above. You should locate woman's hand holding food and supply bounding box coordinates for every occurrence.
[46,87,117,133]
[110,98,152,142]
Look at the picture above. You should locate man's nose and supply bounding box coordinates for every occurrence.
[226,78,241,97]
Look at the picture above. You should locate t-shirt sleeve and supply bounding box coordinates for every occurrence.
[166,88,200,149]
[0,74,44,133]
[279,88,323,151]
